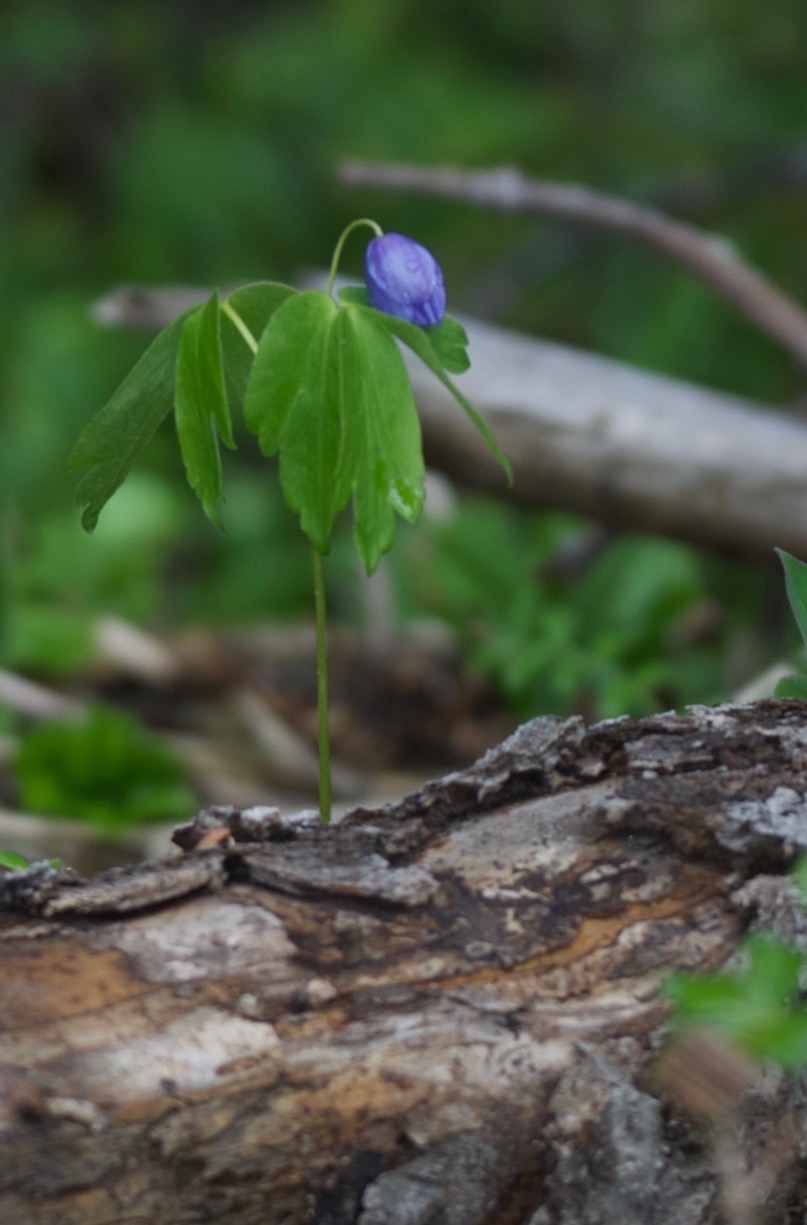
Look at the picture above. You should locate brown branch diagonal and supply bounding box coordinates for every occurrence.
[339,159,807,369]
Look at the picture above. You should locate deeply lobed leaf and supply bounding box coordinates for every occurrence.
[174,291,233,527]
[70,312,189,532]
[71,282,296,534]
[244,291,426,571]
[336,305,425,572]
[245,291,345,554]
[339,286,511,482]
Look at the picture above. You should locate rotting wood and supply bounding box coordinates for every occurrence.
[2,699,807,1224]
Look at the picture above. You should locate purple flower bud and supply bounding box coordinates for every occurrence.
[364,232,446,327]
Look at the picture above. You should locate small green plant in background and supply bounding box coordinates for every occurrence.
[0,850,36,869]
[665,927,807,1071]
[664,554,807,1072]
[774,549,807,699]
[70,221,510,823]
[13,706,196,835]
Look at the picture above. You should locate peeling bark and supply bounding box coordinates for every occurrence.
[2,700,807,1224]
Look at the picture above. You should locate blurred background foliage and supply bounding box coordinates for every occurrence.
[2,0,806,796]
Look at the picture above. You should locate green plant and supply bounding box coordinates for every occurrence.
[664,555,807,1071]
[665,930,807,1070]
[774,549,807,698]
[394,503,740,720]
[0,851,61,869]
[13,705,196,833]
[70,220,510,822]
[0,850,35,869]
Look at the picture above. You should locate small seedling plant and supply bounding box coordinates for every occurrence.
[70,220,510,823]
[665,551,807,1072]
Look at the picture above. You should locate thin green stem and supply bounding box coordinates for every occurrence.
[311,546,332,825]
[221,299,259,354]
[326,217,383,298]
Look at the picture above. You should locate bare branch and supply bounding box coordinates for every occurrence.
[339,159,807,369]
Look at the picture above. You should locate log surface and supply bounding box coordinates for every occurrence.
[2,700,807,1224]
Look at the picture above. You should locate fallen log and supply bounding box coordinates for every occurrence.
[2,699,807,1224]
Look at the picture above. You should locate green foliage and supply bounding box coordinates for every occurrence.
[339,287,511,485]
[0,851,61,869]
[777,550,807,648]
[0,850,33,869]
[174,291,235,528]
[665,934,807,1070]
[13,706,197,833]
[73,268,506,578]
[70,313,190,535]
[774,549,807,698]
[394,500,739,718]
[3,0,805,736]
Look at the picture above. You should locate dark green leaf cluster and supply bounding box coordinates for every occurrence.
[70,282,510,575]
[393,512,736,719]
[13,706,196,834]
[665,932,807,1070]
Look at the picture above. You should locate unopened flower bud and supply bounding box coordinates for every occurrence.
[364,232,446,326]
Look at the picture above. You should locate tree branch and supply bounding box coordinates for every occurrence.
[339,159,807,370]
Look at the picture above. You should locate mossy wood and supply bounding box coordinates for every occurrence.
[2,700,807,1224]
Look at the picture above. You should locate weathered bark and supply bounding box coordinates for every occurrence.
[2,700,807,1224]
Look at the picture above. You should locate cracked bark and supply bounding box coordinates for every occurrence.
[2,699,807,1224]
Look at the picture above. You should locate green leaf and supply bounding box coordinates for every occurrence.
[385,310,511,482]
[70,311,190,532]
[0,851,31,870]
[339,292,511,484]
[244,291,426,570]
[174,292,232,527]
[338,286,471,374]
[220,281,296,408]
[744,934,803,1004]
[245,291,344,553]
[337,305,425,572]
[744,1013,807,1069]
[13,706,196,833]
[665,935,807,1070]
[777,549,807,650]
[774,674,807,699]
